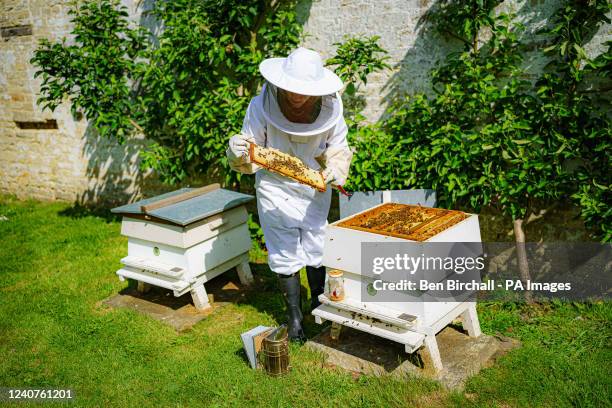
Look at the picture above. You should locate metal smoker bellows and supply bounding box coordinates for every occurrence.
[312,203,484,372]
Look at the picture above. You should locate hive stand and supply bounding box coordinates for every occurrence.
[184,257,253,311]
[131,252,254,311]
[418,302,481,372]
[314,301,481,372]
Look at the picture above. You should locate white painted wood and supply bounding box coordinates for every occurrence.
[121,256,184,278]
[382,190,392,203]
[120,205,248,248]
[323,206,480,277]
[185,224,251,279]
[317,202,483,373]
[236,261,253,285]
[190,284,211,311]
[317,294,417,328]
[323,218,408,275]
[118,253,247,293]
[321,205,482,327]
[424,334,443,372]
[117,198,253,308]
[331,267,463,327]
[427,301,471,335]
[116,268,189,292]
[125,224,251,282]
[312,304,426,353]
[127,238,189,271]
[461,303,482,337]
[173,253,250,296]
[121,220,183,246]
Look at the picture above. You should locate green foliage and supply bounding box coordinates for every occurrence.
[537,1,611,242]
[139,0,302,185]
[326,35,390,90]
[344,125,403,191]
[28,0,610,240]
[247,212,267,261]
[348,0,610,241]
[326,35,390,125]
[384,10,561,221]
[422,0,502,49]
[30,0,148,142]
[31,0,302,186]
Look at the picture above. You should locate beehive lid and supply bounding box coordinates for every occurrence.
[111,188,254,226]
[336,203,470,241]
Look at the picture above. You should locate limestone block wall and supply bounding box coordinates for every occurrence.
[0,0,159,204]
[0,0,609,203]
[297,0,611,122]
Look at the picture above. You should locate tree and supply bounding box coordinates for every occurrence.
[347,1,610,302]
[537,1,611,242]
[31,0,303,186]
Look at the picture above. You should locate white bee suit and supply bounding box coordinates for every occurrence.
[227,86,352,275]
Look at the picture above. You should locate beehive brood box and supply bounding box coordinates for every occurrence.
[323,203,481,279]
[313,202,483,371]
[111,185,254,310]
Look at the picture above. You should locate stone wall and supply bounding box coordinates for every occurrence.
[297,0,611,122]
[0,0,610,204]
[0,0,160,204]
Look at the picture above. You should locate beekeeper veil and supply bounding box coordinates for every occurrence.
[261,81,343,136]
[258,47,344,136]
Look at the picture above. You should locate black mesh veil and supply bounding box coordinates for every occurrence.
[260,80,343,136]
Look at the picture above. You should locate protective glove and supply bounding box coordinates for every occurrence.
[228,133,254,162]
[322,168,336,184]
[319,145,353,186]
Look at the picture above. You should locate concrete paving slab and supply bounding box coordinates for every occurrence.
[103,269,248,332]
[305,324,520,389]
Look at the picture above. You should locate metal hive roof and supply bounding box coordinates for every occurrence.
[111,188,254,226]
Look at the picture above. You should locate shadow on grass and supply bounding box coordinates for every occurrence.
[233,347,251,367]
[58,203,121,223]
[109,261,325,339]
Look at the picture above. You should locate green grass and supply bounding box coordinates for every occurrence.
[0,195,610,407]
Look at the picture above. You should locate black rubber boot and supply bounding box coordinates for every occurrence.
[306,265,326,310]
[277,272,306,343]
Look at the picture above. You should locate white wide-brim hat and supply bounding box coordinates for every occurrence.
[259,47,344,96]
[261,83,343,136]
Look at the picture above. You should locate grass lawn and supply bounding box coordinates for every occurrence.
[0,195,610,407]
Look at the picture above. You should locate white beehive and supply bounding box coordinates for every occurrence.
[313,202,483,371]
[111,185,254,310]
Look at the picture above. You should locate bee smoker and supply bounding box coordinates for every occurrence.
[259,325,290,376]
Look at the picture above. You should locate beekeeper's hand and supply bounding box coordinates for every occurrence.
[322,168,337,184]
[228,134,254,162]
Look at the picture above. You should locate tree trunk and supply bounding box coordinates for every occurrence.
[513,218,534,304]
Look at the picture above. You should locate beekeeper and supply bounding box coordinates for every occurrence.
[226,47,353,342]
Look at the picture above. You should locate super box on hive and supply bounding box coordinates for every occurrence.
[313,202,483,372]
[111,185,254,310]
